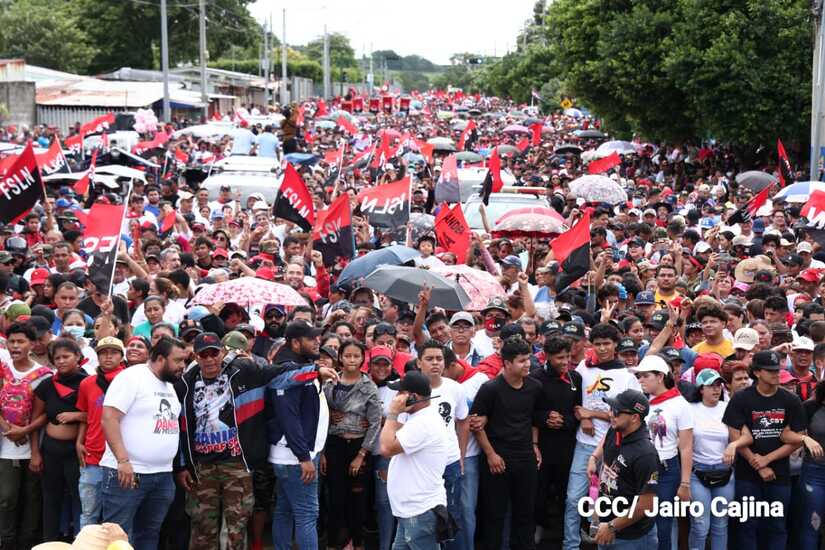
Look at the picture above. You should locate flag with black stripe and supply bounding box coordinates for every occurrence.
[551,212,591,292]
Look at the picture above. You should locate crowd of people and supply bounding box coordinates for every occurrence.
[0,90,823,550]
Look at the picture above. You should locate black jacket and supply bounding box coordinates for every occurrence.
[531,365,582,464]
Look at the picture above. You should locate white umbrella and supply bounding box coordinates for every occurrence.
[773,181,825,203]
[172,123,234,139]
[569,175,628,204]
[596,140,637,156]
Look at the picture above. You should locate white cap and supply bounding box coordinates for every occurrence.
[793,336,815,352]
[798,242,814,254]
[643,208,657,217]
[631,355,670,375]
[732,235,752,247]
[733,327,759,351]
[693,241,712,254]
[627,208,642,217]
[252,200,268,211]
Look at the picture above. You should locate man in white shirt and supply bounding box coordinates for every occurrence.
[380,371,449,550]
[100,336,188,548]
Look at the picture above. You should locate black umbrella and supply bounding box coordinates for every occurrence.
[575,129,607,139]
[735,170,778,192]
[555,144,583,155]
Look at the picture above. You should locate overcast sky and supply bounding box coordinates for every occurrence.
[248,0,537,65]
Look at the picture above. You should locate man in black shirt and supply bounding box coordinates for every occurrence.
[470,337,543,550]
[588,389,659,548]
[722,350,805,549]
[531,337,581,534]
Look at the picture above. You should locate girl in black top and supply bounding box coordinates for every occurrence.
[31,338,87,541]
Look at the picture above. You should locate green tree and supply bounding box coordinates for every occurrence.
[0,0,97,73]
[304,32,358,69]
[398,71,431,93]
[431,65,481,92]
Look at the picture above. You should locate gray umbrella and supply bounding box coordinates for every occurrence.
[575,129,607,139]
[409,213,435,242]
[735,170,779,192]
[455,151,484,163]
[362,266,471,310]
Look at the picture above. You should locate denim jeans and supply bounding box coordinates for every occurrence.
[563,441,596,550]
[374,456,396,550]
[800,461,825,550]
[654,456,680,550]
[78,465,104,529]
[443,459,464,550]
[460,455,480,550]
[392,508,439,550]
[272,457,320,550]
[688,462,734,550]
[101,467,175,550]
[735,476,791,549]
[598,525,658,550]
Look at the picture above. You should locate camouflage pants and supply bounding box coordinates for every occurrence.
[185,461,254,550]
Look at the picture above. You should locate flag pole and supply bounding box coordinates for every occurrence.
[108,181,135,297]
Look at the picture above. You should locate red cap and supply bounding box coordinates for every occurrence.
[369,345,394,364]
[30,268,50,286]
[693,352,723,376]
[255,267,275,281]
[140,221,156,231]
[779,370,796,385]
[213,247,228,259]
[798,268,823,283]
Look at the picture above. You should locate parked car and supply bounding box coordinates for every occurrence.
[462,192,551,232]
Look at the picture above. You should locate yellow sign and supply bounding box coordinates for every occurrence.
[560,98,573,109]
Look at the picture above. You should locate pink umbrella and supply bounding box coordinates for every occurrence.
[496,206,565,225]
[502,124,530,134]
[430,264,506,311]
[492,213,566,239]
[191,276,306,307]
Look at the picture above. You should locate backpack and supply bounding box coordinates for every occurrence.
[0,363,52,427]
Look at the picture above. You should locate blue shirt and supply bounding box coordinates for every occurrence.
[257,132,280,158]
[230,129,257,155]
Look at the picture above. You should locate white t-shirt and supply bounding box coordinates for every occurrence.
[100,364,181,474]
[645,392,694,461]
[430,377,469,465]
[130,300,187,328]
[461,372,489,458]
[268,380,329,465]
[388,405,449,518]
[690,400,729,466]
[372,385,398,455]
[471,330,495,360]
[0,363,49,460]
[575,362,642,446]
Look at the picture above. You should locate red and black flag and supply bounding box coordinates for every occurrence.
[457,120,477,151]
[777,138,794,188]
[434,203,471,263]
[801,190,825,247]
[73,149,97,195]
[530,123,543,146]
[434,154,460,204]
[273,163,316,232]
[727,185,773,225]
[36,140,70,176]
[312,194,355,266]
[587,152,622,175]
[550,211,591,292]
[0,141,46,225]
[480,148,504,205]
[356,176,410,230]
[336,115,358,135]
[83,203,126,295]
[80,113,114,136]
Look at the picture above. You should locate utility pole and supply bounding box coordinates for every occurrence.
[199,0,208,120]
[323,26,331,100]
[263,19,270,106]
[160,0,171,122]
[812,0,825,180]
[367,43,374,97]
[280,8,288,105]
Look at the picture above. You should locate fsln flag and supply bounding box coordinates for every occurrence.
[356,176,410,229]
[80,113,114,135]
[434,154,460,204]
[0,141,45,225]
[480,148,504,205]
[777,138,794,188]
[273,163,316,231]
[312,194,355,266]
[36,140,70,176]
[434,203,471,263]
[727,185,773,225]
[587,152,621,175]
[336,115,358,135]
[457,120,477,151]
[802,190,825,248]
[73,150,97,195]
[550,211,591,292]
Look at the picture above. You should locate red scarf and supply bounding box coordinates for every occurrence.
[649,387,681,405]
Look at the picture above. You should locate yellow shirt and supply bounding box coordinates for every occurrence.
[692,339,734,358]
[654,289,682,308]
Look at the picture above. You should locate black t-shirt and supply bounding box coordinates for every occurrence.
[722,385,805,483]
[34,371,87,424]
[599,426,659,540]
[470,375,542,460]
[803,400,825,465]
[77,295,130,326]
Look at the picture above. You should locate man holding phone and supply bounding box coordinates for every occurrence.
[380,371,450,550]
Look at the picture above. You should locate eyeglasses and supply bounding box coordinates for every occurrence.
[374,325,397,337]
[197,349,220,359]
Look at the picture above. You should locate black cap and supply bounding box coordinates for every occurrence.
[685,321,702,333]
[387,371,431,397]
[540,320,562,335]
[617,338,636,353]
[645,310,669,331]
[660,347,683,363]
[284,321,323,341]
[603,389,650,419]
[752,350,781,371]
[500,323,525,341]
[193,332,222,354]
[179,319,203,338]
[561,322,585,340]
[28,315,51,337]
[31,304,56,325]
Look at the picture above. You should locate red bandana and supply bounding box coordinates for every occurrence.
[649,387,681,405]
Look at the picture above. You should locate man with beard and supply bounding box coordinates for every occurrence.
[252,305,288,359]
[100,336,188,547]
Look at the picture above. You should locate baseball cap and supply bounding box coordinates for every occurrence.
[29,268,50,286]
[284,321,323,341]
[617,338,636,353]
[0,251,14,265]
[635,291,655,306]
[660,347,683,363]
[193,332,222,354]
[387,370,431,397]
[482,297,509,315]
[179,319,203,338]
[187,305,211,322]
[235,323,256,337]
[449,312,474,326]
[694,352,723,375]
[779,370,797,385]
[733,328,759,351]
[28,315,52,337]
[798,242,814,254]
[793,336,815,352]
[501,255,522,269]
[500,323,525,340]
[213,248,228,259]
[685,321,702,334]
[4,302,30,321]
[631,355,669,375]
[603,389,650,419]
[540,320,562,336]
[798,268,822,283]
[222,331,248,351]
[370,345,394,364]
[696,368,723,387]
[561,322,585,340]
[95,337,125,354]
[751,350,781,371]
[645,310,670,331]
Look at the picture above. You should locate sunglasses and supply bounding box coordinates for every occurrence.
[197,349,221,359]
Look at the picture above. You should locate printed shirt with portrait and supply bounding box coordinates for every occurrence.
[575,360,642,446]
[192,372,241,462]
[644,389,693,461]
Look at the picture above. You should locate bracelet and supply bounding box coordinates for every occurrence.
[680,481,690,486]
[387,413,399,422]
[117,458,130,464]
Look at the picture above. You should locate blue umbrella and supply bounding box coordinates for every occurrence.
[338,245,421,285]
[284,153,320,166]
[773,181,825,203]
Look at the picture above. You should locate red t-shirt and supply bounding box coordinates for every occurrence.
[76,366,125,465]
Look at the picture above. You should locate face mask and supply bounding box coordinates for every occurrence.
[65,325,85,339]
[484,317,505,332]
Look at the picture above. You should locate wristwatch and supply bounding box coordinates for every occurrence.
[607,521,618,534]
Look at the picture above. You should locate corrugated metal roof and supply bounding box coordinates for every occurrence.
[36,78,206,108]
